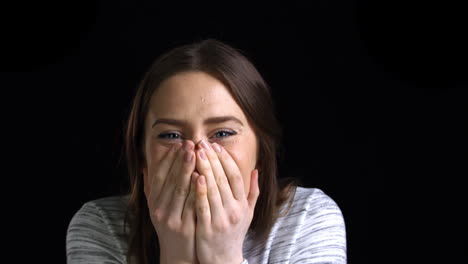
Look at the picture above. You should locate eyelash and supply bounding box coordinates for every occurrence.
[158,129,237,140]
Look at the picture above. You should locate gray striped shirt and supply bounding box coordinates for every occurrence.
[66,187,347,263]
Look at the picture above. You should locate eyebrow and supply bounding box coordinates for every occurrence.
[151,115,244,128]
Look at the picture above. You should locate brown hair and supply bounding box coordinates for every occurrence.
[122,38,299,264]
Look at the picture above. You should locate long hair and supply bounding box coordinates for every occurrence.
[122,38,299,264]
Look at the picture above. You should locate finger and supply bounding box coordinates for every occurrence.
[145,143,176,198]
[196,175,211,227]
[247,169,260,210]
[168,140,196,219]
[206,142,234,206]
[196,140,223,220]
[148,142,182,208]
[155,141,191,211]
[211,143,245,201]
[182,171,199,223]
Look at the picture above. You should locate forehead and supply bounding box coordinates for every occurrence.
[148,71,245,119]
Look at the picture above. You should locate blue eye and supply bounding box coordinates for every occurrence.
[158,133,181,139]
[158,130,236,140]
[213,130,236,138]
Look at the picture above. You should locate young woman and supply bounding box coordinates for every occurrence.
[66,39,347,264]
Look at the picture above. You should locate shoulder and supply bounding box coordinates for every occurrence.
[84,194,130,211]
[282,187,343,218]
[69,195,129,227]
[247,187,347,262]
[275,187,346,240]
[68,194,130,237]
[66,195,130,263]
[286,187,347,262]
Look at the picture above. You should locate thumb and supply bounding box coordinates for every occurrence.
[247,169,260,209]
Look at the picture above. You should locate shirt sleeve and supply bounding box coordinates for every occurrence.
[290,190,347,264]
[66,201,125,264]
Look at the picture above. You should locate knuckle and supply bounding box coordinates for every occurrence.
[167,172,177,185]
[175,184,189,197]
[207,186,218,197]
[234,173,243,182]
[228,211,240,224]
[152,207,166,222]
[215,174,225,185]
[166,218,182,231]
[197,188,207,197]
[197,204,208,214]
[213,220,228,232]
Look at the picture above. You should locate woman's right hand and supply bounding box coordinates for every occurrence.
[144,140,198,264]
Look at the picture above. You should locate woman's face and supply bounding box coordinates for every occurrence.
[142,71,258,195]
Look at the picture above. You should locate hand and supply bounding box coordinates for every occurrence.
[144,140,199,264]
[194,139,259,264]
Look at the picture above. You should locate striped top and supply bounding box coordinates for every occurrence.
[66,187,347,263]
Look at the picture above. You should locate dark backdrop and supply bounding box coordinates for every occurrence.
[2,1,466,264]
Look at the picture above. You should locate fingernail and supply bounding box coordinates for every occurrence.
[184,151,193,162]
[200,139,210,150]
[199,149,207,160]
[212,143,221,153]
[184,140,193,151]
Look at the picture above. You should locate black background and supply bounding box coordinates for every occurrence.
[1,1,466,263]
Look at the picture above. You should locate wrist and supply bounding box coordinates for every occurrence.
[205,256,244,264]
[159,254,193,264]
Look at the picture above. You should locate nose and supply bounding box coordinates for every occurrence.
[185,137,207,150]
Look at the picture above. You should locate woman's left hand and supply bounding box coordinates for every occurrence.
[193,139,259,264]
